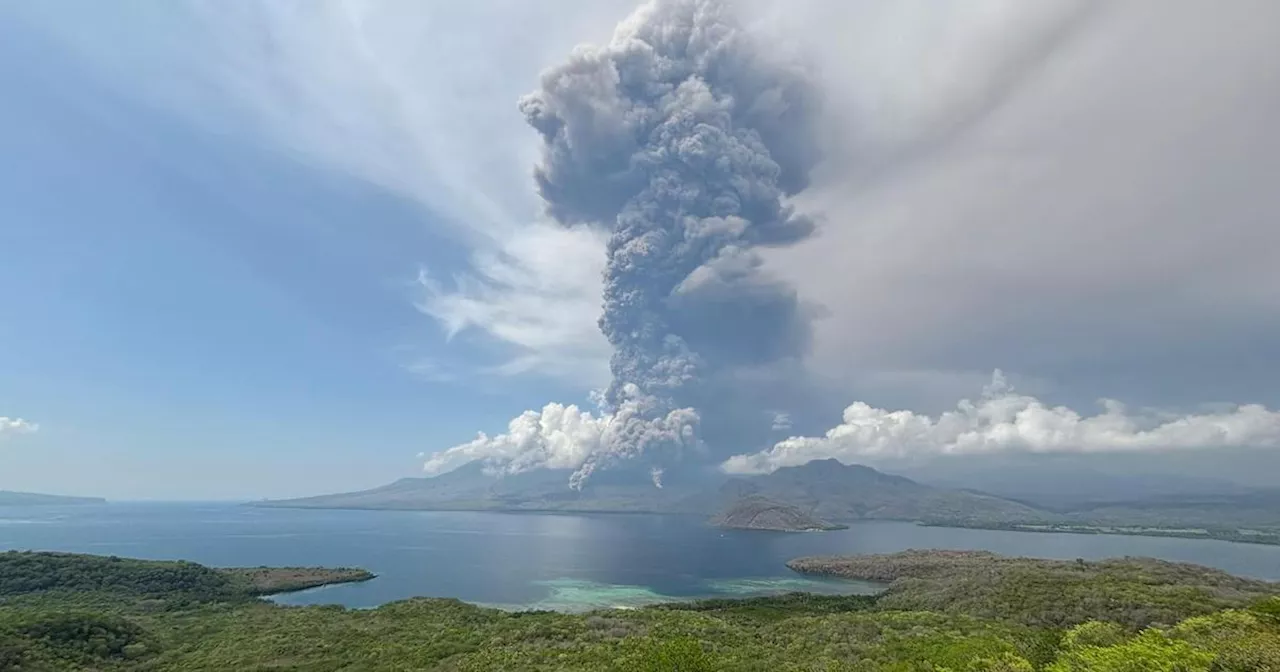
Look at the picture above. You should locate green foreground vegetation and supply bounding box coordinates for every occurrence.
[2,550,1279,671]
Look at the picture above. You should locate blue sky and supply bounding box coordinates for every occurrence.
[0,2,612,499]
[3,0,1280,499]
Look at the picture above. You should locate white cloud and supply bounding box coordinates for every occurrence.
[27,0,629,240]
[9,0,631,387]
[0,417,38,439]
[416,222,610,386]
[423,395,698,489]
[423,403,606,478]
[723,371,1280,475]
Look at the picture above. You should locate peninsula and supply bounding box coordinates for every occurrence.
[220,566,376,595]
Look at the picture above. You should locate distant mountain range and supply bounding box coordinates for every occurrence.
[907,461,1255,510]
[0,491,106,506]
[256,457,1280,540]
[255,462,713,514]
[717,459,1049,525]
[256,458,1050,528]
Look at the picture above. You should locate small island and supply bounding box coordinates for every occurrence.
[710,495,846,532]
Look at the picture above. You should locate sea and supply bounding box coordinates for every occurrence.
[2,502,1278,612]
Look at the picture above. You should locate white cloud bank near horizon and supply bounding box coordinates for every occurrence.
[0,417,38,439]
[721,371,1280,475]
[420,370,1280,482]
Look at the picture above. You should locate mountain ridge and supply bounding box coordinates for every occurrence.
[715,459,1050,525]
[255,458,1049,527]
[0,491,106,506]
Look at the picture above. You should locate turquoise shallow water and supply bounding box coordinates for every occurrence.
[2,503,1279,611]
[473,575,872,612]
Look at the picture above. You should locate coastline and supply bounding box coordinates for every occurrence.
[249,501,1280,547]
[918,520,1280,547]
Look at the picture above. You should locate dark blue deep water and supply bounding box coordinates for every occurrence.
[2,503,1278,610]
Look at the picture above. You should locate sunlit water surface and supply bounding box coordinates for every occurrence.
[3,503,1278,611]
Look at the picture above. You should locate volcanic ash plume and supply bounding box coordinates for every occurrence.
[426,0,822,488]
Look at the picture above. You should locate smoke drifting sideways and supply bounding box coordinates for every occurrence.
[422,0,823,489]
[722,371,1280,475]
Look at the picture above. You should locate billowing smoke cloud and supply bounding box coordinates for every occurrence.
[425,0,822,487]
[423,400,697,489]
[0,417,38,439]
[722,371,1280,474]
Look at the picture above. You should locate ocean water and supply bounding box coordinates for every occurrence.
[2,502,1278,611]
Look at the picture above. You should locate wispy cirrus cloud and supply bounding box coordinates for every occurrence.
[6,0,631,387]
[168,1,632,386]
[416,222,610,386]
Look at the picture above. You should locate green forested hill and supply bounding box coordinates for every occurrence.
[0,551,373,603]
[1,550,1278,670]
[787,550,1277,629]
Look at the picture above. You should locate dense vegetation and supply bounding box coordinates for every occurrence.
[0,552,244,604]
[219,567,376,595]
[788,550,1278,629]
[1,550,1278,670]
[0,552,372,604]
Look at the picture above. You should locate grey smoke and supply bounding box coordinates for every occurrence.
[515,0,822,486]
